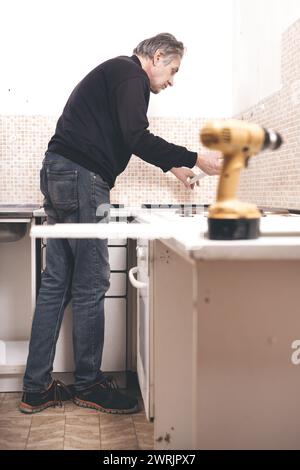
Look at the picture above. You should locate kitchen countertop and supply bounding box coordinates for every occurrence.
[29,206,300,260]
[136,209,300,260]
[0,204,41,218]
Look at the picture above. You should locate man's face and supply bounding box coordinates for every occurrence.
[148,52,181,94]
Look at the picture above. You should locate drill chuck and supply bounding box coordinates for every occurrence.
[262,128,283,151]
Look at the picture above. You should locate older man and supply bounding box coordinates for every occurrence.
[20,33,221,415]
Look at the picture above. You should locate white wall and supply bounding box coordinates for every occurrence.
[0,0,233,118]
[232,0,300,114]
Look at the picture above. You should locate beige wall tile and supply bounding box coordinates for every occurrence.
[0,115,217,206]
[236,19,300,210]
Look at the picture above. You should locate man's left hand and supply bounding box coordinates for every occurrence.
[169,167,200,189]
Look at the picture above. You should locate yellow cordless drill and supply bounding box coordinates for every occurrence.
[200,119,283,240]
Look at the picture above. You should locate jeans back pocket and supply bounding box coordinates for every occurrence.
[47,169,79,213]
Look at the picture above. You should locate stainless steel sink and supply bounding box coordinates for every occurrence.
[0,204,38,242]
[0,222,28,242]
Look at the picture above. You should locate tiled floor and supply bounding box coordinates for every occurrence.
[0,391,154,450]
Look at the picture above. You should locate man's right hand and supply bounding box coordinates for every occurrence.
[196,153,223,176]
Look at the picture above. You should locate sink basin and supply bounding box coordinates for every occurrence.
[0,222,28,242]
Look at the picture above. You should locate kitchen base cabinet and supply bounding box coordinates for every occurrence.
[153,239,300,450]
[0,219,37,392]
[152,240,195,449]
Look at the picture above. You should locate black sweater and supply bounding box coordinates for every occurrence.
[48,55,197,188]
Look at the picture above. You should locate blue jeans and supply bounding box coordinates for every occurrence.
[23,151,111,392]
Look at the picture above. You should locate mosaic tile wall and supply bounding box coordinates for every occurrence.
[0,115,219,206]
[1,18,299,208]
[237,18,300,209]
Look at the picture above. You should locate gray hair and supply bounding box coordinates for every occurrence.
[133,33,184,64]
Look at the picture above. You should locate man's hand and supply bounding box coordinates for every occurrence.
[170,167,200,189]
[196,153,223,175]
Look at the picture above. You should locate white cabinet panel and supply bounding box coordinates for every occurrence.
[107,273,126,296]
[109,246,127,271]
[108,222,127,246]
[108,237,127,246]
[102,298,126,371]
[0,224,32,340]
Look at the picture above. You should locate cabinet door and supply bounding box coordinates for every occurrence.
[135,240,154,420]
[153,240,194,448]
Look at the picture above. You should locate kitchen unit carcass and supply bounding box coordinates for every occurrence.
[129,206,300,449]
[0,205,41,392]
[150,211,300,450]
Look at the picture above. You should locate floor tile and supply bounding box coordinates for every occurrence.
[133,414,154,450]
[26,415,65,450]
[64,415,100,450]
[100,414,138,450]
[0,416,31,450]
[0,387,152,450]
[0,415,32,427]
[0,392,23,416]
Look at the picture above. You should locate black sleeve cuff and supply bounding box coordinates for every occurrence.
[161,151,198,173]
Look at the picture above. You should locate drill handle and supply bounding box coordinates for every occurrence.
[216,152,246,202]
